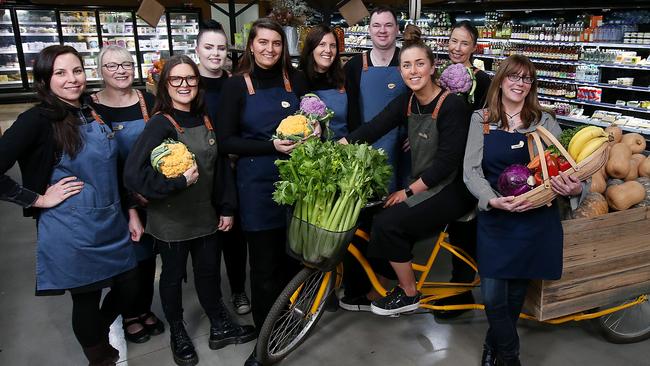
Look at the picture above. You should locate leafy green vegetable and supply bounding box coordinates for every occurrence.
[548,125,588,155]
[273,139,392,263]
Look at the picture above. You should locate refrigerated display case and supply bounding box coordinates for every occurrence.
[136,15,170,81]
[99,11,140,80]
[170,12,199,64]
[0,8,21,89]
[60,10,101,83]
[16,9,59,84]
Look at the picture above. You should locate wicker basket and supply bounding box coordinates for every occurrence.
[512,125,610,209]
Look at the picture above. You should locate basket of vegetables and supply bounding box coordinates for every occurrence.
[501,125,612,209]
[273,139,392,271]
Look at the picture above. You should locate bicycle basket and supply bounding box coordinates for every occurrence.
[286,212,358,272]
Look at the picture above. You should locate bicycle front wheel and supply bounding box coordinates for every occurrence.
[597,294,650,343]
[256,267,336,364]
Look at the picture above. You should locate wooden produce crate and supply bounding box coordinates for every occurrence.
[524,206,650,321]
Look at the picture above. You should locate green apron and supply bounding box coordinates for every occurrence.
[146,113,219,242]
[404,91,457,207]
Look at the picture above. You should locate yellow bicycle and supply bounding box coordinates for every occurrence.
[255,218,650,365]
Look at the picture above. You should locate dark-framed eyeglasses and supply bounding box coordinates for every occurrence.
[102,62,135,72]
[507,74,535,84]
[168,75,199,87]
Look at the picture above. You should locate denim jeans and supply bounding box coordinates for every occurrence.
[481,277,530,359]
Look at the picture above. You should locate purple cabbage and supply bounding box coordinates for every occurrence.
[497,164,533,196]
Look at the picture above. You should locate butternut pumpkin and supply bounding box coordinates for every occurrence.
[590,173,606,193]
[605,181,646,210]
[625,158,641,181]
[639,157,650,178]
[605,143,632,179]
[605,125,623,143]
[632,177,650,208]
[621,133,646,154]
[573,192,609,219]
[598,164,608,179]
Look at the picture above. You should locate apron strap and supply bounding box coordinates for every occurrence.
[282,71,292,93]
[160,113,184,134]
[135,89,150,122]
[89,107,106,125]
[203,115,214,131]
[243,73,255,95]
[90,93,99,103]
[482,109,490,135]
[338,86,345,94]
[362,51,369,71]
[431,90,451,120]
[406,92,414,117]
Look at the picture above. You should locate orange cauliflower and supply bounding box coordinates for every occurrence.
[150,139,195,178]
[274,115,312,141]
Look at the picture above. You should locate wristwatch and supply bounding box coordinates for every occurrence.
[404,187,414,197]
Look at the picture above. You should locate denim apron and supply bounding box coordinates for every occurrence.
[314,87,348,140]
[237,72,299,231]
[402,91,458,207]
[36,106,136,292]
[92,90,153,260]
[477,121,563,280]
[146,113,219,242]
[359,52,408,191]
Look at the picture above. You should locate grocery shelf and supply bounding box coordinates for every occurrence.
[20,33,58,36]
[102,33,134,36]
[474,54,650,71]
[18,21,56,25]
[532,75,650,92]
[0,22,12,25]
[538,95,650,114]
[479,37,650,50]
[0,67,21,72]
[0,34,15,37]
[556,115,650,136]
[0,80,23,85]
[62,33,98,36]
[60,22,95,25]
[0,50,17,54]
[77,49,101,53]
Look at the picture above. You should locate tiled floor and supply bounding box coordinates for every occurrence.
[1,103,649,366]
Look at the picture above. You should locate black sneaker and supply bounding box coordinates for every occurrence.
[370,287,421,316]
[232,292,251,315]
[432,291,475,320]
[339,294,371,312]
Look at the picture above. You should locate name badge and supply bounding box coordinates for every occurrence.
[418,132,428,139]
[112,124,124,131]
[209,138,216,146]
[281,101,290,108]
[511,140,524,149]
[387,83,396,89]
[489,124,498,130]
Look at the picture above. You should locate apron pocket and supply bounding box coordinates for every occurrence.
[70,202,128,247]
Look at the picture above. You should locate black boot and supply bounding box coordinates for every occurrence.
[208,300,257,350]
[496,354,522,366]
[244,349,263,366]
[481,346,497,366]
[169,321,198,366]
[82,342,118,366]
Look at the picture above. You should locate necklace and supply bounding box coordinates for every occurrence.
[505,110,521,127]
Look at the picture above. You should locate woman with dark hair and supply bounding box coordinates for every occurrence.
[434,19,493,319]
[339,25,475,316]
[299,24,348,139]
[91,45,164,344]
[216,17,308,366]
[196,19,251,316]
[464,55,584,366]
[0,45,139,366]
[124,55,255,366]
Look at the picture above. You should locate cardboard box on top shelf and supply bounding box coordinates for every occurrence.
[339,0,369,26]
[137,0,165,28]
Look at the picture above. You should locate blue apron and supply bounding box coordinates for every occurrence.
[237,73,299,231]
[92,90,154,261]
[314,88,348,140]
[36,108,137,291]
[477,127,563,280]
[359,51,408,191]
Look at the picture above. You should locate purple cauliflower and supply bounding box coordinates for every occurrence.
[300,94,327,116]
[439,63,474,94]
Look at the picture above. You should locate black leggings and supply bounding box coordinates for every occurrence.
[131,256,157,316]
[156,233,221,323]
[245,228,301,328]
[219,218,247,294]
[71,269,139,347]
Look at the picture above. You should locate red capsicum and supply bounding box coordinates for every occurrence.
[546,155,560,177]
[557,156,572,172]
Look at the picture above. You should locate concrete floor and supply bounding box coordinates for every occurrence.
[1,105,650,366]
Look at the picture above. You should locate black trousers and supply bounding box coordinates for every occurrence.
[70,268,139,347]
[245,228,300,328]
[131,255,157,316]
[218,218,247,294]
[156,233,221,323]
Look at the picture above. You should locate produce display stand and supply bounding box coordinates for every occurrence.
[524,206,650,321]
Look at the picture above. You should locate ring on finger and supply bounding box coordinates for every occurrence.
[64,189,69,194]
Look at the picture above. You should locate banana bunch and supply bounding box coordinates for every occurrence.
[568,126,610,163]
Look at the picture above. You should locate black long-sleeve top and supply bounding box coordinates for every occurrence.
[344,49,401,133]
[347,90,471,188]
[123,109,236,215]
[202,73,229,124]
[0,102,95,217]
[216,64,308,156]
[472,68,492,111]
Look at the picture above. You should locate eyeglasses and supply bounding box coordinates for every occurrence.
[507,74,535,84]
[168,75,199,87]
[102,62,135,72]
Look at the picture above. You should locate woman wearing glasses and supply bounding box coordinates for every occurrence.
[90,45,164,345]
[124,55,255,366]
[463,55,583,366]
[0,45,138,366]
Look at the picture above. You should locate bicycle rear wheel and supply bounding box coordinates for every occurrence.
[256,267,336,364]
[597,294,650,343]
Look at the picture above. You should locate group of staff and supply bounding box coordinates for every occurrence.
[0,6,587,366]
